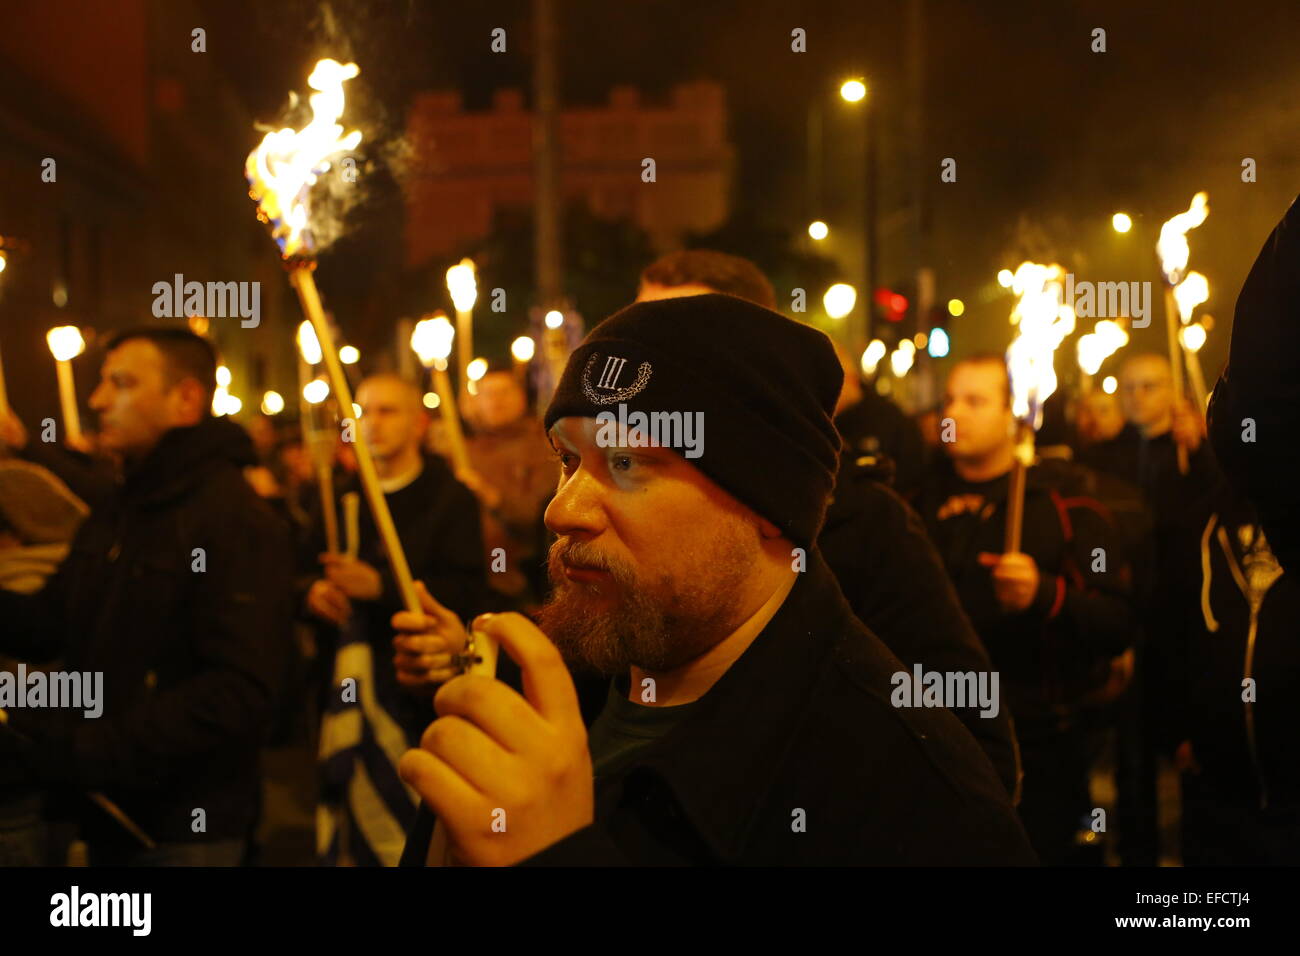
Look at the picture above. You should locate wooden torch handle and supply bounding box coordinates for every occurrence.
[289,265,420,614]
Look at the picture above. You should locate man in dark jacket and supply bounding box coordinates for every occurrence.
[302,374,489,866]
[1209,193,1300,575]
[0,327,293,866]
[393,295,1035,866]
[631,251,1019,797]
[915,355,1137,865]
[1163,488,1300,864]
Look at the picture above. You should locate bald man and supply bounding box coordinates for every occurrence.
[301,374,490,866]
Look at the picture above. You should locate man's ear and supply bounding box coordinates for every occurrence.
[175,378,209,425]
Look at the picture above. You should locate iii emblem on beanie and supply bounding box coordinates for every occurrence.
[545,293,843,544]
[580,353,653,404]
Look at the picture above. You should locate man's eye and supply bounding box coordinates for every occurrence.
[554,450,577,471]
[611,454,634,472]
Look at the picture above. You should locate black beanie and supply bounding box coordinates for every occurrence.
[543,293,844,544]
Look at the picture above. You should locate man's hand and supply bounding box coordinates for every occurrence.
[306,578,352,626]
[398,611,594,866]
[1171,397,1206,453]
[320,553,383,600]
[391,581,471,691]
[454,466,503,511]
[0,409,28,451]
[978,551,1041,614]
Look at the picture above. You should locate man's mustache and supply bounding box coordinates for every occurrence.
[552,538,614,572]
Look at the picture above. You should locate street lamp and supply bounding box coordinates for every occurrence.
[840,79,867,102]
[808,220,829,241]
[1112,212,1133,234]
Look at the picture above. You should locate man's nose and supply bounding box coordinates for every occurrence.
[88,382,109,411]
[544,468,607,539]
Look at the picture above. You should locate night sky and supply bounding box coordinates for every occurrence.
[192,0,1300,374]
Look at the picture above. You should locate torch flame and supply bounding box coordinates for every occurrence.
[1172,270,1209,323]
[246,59,362,259]
[411,314,455,367]
[1076,319,1129,375]
[1004,262,1074,429]
[46,325,86,362]
[446,259,478,313]
[1156,191,1208,285]
[296,320,323,364]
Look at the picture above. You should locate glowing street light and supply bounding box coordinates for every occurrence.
[997,269,1014,289]
[928,328,951,358]
[947,298,965,317]
[511,336,536,362]
[860,339,887,376]
[544,309,565,330]
[339,345,360,365]
[1112,212,1133,234]
[808,220,829,241]
[1102,375,1118,394]
[823,283,857,319]
[467,358,488,382]
[261,390,285,415]
[303,378,330,404]
[840,79,867,103]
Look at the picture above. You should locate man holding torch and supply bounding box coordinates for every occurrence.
[302,374,490,866]
[915,355,1138,865]
[393,295,1034,866]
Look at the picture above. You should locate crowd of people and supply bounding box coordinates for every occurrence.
[0,236,1295,867]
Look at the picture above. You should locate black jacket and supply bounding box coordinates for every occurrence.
[834,390,926,495]
[403,551,1037,865]
[1209,193,1300,575]
[915,458,1138,739]
[0,417,294,850]
[1162,489,1300,809]
[299,453,491,742]
[820,458,1020,797]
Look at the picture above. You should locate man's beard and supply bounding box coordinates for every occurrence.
[534,525,755,677]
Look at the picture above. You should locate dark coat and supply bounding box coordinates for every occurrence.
[1162,489,1300,809]
[1209,193,1300,575]
[914,458,1138,740]
[820,457,1020,797]
[299,453,491,743]
[403,551,1037,865]
[0,417,294,851]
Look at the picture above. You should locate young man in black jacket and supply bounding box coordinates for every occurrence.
[392,294,1035,866]
[0,328,293,865]
[301,374,489,866]
[914,355,1138,865]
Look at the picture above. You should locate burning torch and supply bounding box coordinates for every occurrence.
[245,59,416,611]
[1004,262,1075,552]
[1156,191,1209,475]
[410,313,471,472]
[296,319,339,555]
[445,259,477,391]
[1075,319,1129,394]
[46,325,86,446]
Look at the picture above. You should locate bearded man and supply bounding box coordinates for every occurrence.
[392,294,1035,865]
